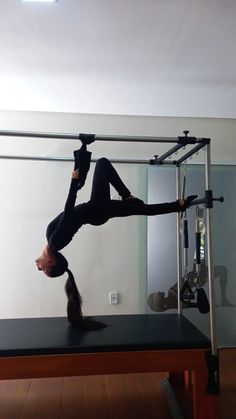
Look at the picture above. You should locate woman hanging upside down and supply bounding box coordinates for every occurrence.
[35,140,197,330]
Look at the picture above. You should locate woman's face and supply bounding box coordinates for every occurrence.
[35,254,55,275]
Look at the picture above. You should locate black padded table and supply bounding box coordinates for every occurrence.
[0,314,218,419]
[0,314,210,356]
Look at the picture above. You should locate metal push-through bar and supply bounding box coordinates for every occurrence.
[0,154,149,165]
[0,130,209,145]
[0,130,182,143]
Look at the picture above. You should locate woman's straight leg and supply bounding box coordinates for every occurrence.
[110,199,180,218]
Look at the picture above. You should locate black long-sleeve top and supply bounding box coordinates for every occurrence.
[46,179,86,253]
[46,179,181,253]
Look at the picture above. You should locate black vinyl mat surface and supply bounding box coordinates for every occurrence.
[0,314,211,356]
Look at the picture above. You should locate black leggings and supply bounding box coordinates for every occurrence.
[85,158,179,226]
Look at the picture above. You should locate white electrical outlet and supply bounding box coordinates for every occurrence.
[109,292,119,305]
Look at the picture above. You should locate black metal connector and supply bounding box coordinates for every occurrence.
[178,136,196,145]
[78,133,96,145]
[149,155,159,165]
[199,138,211,145]
[205,190,213,208]
[178,130,196,145]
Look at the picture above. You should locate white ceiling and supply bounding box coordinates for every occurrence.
[0,0,236,117]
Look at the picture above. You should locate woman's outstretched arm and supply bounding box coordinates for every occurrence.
[47,170,81,252]
[63,169,80,218]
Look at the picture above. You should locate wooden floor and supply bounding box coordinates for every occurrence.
[0,349,234,419]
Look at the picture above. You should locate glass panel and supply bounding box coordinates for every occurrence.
[147,164,236,347]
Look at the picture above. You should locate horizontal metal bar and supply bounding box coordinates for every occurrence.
[0,154,150,165]
[0,154,206,167]
[157,159,177,165]
[0,130,80,140]
[93,134,178,143]
[0,130,207,144]
[0,154,181,165]
[0,130,178,143]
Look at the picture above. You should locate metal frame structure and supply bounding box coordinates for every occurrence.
[0,129,219,384]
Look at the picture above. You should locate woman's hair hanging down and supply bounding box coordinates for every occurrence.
[47,252,106,331]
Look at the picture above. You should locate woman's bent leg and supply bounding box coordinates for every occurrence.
[90,158,131,202]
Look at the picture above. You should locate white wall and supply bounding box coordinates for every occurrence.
[0,110,236,319]
[1,1,236,119]
[0,158,146,319]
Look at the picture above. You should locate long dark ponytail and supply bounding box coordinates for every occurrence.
[48,252,106,331]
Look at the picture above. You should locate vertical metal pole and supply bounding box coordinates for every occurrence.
[205,144,218,355]
[176,166,182,314]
